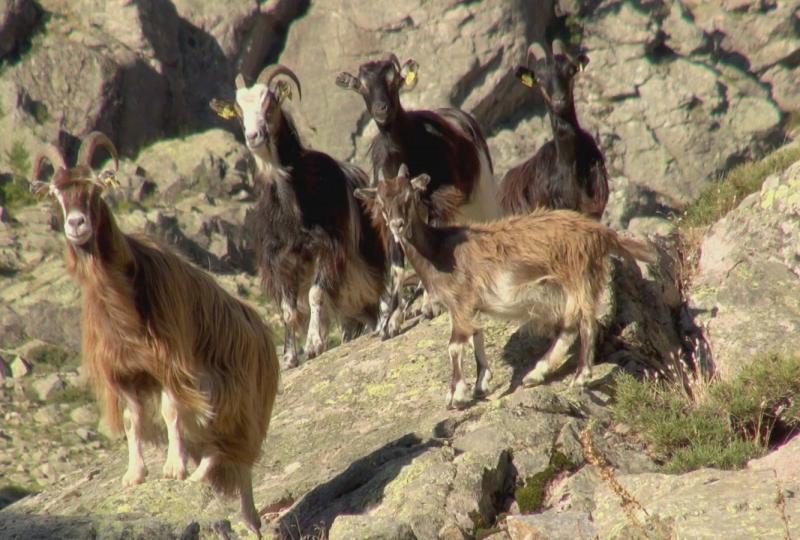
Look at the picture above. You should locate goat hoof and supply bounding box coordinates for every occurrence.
[282,355,299,370]
[522,372,546,388]
[163,460,187,480]
[122,467,147,487]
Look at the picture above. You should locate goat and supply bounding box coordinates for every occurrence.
[336,54,502,339]
[355,165,654,409]
[211,65,388,368]
[498,40,609,219]
[31,132,280,537]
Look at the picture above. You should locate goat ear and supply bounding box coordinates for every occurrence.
[400,60,419,92]
[515,67,536,88]
[274,80,293,103]
[336,72,362,92]
[353,187,377,202]
[30,180,53,199]
[576,53,590,72]
[410,174,430,193]
[209,98,240,120]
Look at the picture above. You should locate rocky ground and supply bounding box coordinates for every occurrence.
[1,0,800,538]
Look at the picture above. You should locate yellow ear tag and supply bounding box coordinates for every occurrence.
[404,70,417,86]
[100,170,120,189]
[519,72,535,87]
[210,99,238,120]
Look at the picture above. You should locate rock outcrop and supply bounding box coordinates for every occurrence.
[688,151,800,378]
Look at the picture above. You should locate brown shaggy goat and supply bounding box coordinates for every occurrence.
[31,132,280,536]
[356,165,654,409]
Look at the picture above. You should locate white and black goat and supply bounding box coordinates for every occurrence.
[212,65,387,368]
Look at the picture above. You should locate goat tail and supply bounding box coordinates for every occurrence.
[611,234,657,265]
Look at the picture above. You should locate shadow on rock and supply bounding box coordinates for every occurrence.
[277,433,444,538]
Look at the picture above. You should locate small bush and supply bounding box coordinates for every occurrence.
[612,354,800,473]
[1,141,36,212]
[679,143,800,230]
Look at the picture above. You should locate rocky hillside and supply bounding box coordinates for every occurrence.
[1,0,799,538]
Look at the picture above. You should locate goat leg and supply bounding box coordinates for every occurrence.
[280,295,301,369]
[523,326,578,387]
[304,284,329,359]
[572,316,597,387]
[160,389,188,480]
[472,330,492,398]
[238,466,262,539]
[446,330,471,409]
[378,242,407,339]
[121,394,148,487]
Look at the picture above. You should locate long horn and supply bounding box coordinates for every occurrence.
[235,73,246,89]
[256,64,302,100]
[528,42,546,63]
[552,39,573,62]
[77,131,119,172]
[31,143,67,182]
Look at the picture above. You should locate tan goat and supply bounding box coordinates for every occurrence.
[355,165,654,408]
[31,132,280,536]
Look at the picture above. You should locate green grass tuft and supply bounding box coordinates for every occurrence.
[52,385,94,406]
[679,143,800,230]
[1,141,37,213]
[6,140,30,177]
[611,354,800,473]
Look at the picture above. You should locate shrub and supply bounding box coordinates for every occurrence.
[611,354,800,473]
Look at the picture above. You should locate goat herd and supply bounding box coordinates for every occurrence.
[27,39,655,536]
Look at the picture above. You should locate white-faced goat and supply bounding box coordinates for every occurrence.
[31,132,280,536]
[212,64,387,367]
[499,40,609,219]
[337,54,502,338]
[356,165,654,409]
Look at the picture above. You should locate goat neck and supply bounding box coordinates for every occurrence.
[252,112,304,178]
[395,204,444,287]
[376,100,409,137]
[548,102,580,165]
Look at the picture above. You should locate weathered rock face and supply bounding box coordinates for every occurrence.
[0,314,657,540]
[273,0,796,231]
[688,155,800,378]
[280,0,551,162]
[0,0,306,164]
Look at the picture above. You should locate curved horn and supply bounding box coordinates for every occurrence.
[77,131,119,172]
[31,143,67,183]
[256,64,302,100]
[387,53,401,73]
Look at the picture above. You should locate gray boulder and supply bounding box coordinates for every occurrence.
[688,156,800,377]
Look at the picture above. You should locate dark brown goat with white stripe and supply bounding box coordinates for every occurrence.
[212,64,387,368]
[499,40,609,219]
[337,54,502,338]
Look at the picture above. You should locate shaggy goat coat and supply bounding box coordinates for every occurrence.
[68,196,279,496]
